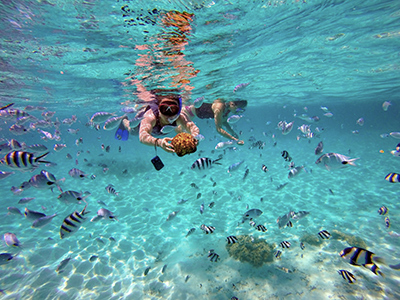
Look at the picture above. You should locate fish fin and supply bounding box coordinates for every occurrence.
[325,164,331,171]
[115,121,129,141]
[373,256,386,264]
[345,158,360,166]
[34,151,51,163]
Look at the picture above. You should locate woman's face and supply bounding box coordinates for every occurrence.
[228,102,237,112]
[159,97,180,123]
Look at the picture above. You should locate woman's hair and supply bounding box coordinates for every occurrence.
[231,100,247,108]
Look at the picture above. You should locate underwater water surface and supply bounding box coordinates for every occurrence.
[0,0,400,299]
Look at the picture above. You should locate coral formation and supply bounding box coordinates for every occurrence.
[300,233,324,247]
[225,235,275,267]
[331,229,367,248]
[171,132,197,157]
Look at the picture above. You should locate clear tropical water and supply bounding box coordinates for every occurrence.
[0,0,400,299]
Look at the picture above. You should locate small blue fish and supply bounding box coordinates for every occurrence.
[228,160,244,173]
[193,97,204,108]
[160,125,177,134]
[227,115,243,124]
[233,82,250,93]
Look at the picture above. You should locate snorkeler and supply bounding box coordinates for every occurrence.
[116,89,200,154]
[182,98,247,144]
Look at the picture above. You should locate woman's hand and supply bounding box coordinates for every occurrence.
[237,140,244,145]
[158,137,175,153]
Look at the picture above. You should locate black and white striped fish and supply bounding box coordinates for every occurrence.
[338,269,356,284]
[60,204,90,239]
[378,205,388,215]
[208,250,220,262]
[286,220,293,228]
[318,230,331,239]
[256,224,267,232]
[105,184,119,196]
[339,246,383,276]
[200,224,215,234]
[191,157,222,170]
[226,235,238,244]
[280,241,291,249]
[0,151,50,171]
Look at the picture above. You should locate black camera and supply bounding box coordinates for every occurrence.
[151,156,164,171]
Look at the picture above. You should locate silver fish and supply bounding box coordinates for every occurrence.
[242,208,262,222]
[32,213,57,228]
[24,208,46,221]
[7,207,23,216]
[166,211,179,221]
[276,211,295,229]
[288,166,304,179]
[0,253,18,265]
[200,202,204,214]
[90,208,118,222]
[315,141,323,155]
[315,153,359,171]
[178,199,188,204]
[58,190,90,204]
[18,197,35,204]
[292,210,310,221]
[3,233,21,247]
[215,140,235,150]
[68,168,88,179]
[227,115,243,124]
[160,125,177,134]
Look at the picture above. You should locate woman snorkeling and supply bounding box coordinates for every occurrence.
[116,89,200,154]
[182,98,247,144]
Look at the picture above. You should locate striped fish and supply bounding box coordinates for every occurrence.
[275,250,282,259]
[338,270,356,284]
[200,224,215,234]
[226,235,238,244]
[105,184,119,196]
[256,224,267,232]
[339,246,383,276]
[60,204,90,239]
[378,205,388,215]
[385,172,400,183]
[191,157,222,170]
[318,230,331,239]
[0,151,50,171]
[280,241,291,249]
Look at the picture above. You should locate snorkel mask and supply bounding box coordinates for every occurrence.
[159,96,182,124]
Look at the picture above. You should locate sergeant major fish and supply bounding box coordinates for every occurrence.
[0,151,50,171]
[191,157,222,170]
[315,141,323,155]
[166,211,179,221]
[339,246,384,276]
[60,204,90,239]
[90,112,116,124]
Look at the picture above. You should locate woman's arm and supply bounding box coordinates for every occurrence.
[177,113,200,138]
[213,104,239,141]
[139,111,175,153]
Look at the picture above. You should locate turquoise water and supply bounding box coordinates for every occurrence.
[1,0,400,299]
